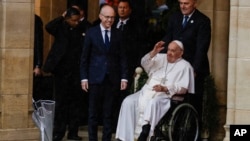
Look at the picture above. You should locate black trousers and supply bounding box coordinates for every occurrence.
[53,72,83,137]
[33,75,54,101]
[192,75,206,121]
[190,74,207,141]
[88,75,119,141]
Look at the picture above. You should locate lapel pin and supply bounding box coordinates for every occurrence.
[191,20,194,23]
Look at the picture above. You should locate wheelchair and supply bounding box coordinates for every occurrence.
[150,94,199,141]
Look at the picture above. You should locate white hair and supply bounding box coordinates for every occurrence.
[173,40,184,50]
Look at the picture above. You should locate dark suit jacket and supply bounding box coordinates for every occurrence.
[113,17,146,87]
[162,9,211,75]
[43,16,86,74]
[80,25,128,85]
[77,18,92,39]
[34,15,44,68]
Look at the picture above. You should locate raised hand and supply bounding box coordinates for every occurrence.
[150,41,165,58]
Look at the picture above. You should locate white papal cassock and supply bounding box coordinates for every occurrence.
[116,53,195,141]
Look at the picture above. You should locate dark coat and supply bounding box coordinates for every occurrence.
[43,16,87,74]
[80,25,128,85]
[34,14,44,68]
[162,9,211,76]
[77,18,92,39]
[113,17,147,87]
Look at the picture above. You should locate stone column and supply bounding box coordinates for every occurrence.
[210,1,230,140]
[0,0,67,140]
[198,0,229,140]
[87,0,99,23]
[0,0,39,140]
[224,0,250,140]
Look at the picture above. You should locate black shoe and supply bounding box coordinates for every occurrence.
[67,135,82,140]
[138,124,151,141]
[53,134,64,141]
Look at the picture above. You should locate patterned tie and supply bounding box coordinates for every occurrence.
[105,30,110,48]
[119,22,124,31]
[182,16,189,28]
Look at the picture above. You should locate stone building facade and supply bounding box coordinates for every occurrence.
[0,0,248,140]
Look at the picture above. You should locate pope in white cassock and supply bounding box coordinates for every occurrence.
[115,40,195,141]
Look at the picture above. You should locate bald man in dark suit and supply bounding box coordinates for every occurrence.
[80,5,128,141]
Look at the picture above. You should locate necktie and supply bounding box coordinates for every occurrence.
[119,22,124,31]
[105,30,110,48]
[182,16,189,28]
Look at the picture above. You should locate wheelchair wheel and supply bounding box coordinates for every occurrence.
[168,103,199,141]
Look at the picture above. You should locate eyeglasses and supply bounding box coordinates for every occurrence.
[101,14,115,20]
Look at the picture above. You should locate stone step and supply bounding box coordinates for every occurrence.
[61,126,116,141]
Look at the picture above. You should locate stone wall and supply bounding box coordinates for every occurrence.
[0,0,66,140]
[0,0,38,140]
[224,0,250,140]
[198,0,229,140]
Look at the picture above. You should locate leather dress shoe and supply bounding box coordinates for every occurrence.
[53,134,64,141]
[67,135,82,140]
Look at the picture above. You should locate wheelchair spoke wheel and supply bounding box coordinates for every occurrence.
[168,103,199,141]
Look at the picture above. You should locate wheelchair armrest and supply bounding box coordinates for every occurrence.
[171,93,192,106]
[171,94,185,102]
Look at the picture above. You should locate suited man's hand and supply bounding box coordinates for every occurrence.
[120,81,127,90]
[81,81,89,92]
[33,67,42,76]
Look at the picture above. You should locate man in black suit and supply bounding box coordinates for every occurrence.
[71,4,92,126]
[80,5,128,141]
[114,0,146,89]
[33,14,45,101]
[157,0,211,132]
[112,0,147,133]
[43,7,84,141]
[33,15,44,77]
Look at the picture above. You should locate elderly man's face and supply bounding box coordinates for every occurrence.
[179,0,196,15]
[167,42,183,63]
